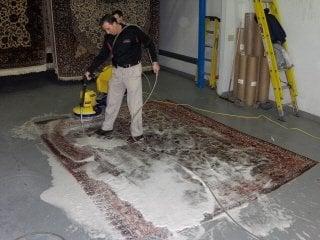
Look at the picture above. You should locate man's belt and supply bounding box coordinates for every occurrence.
[113,61,140,68]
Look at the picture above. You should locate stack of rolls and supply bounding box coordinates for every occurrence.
[233,13,270,107]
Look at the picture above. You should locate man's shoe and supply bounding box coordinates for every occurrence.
[94,129,113,137]
[127,135,144,144]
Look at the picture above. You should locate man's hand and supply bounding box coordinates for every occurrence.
[152,62,160,76]
[84,71,93,80]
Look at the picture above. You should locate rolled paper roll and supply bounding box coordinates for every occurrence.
[253,24,265,57]
[245,56,259,106]
[237,54,247,101]
[233,53,240,97]
[258,57,271,103]
[237,28,245,55]
[244,13,256,56]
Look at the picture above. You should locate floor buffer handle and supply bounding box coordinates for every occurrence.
[80,78,89,108]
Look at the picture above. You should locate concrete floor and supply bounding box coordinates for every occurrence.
[0,70,319,240]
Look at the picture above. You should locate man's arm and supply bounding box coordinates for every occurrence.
[136,27,160,75]
[86,35,111,78]
[136,27,158,62]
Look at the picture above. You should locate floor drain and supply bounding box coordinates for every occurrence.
[15,232,65,240]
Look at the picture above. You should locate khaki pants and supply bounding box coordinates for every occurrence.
[101,63,143,137]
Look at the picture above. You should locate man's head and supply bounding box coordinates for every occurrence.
[112,10,124,24]
[99,14,121,35]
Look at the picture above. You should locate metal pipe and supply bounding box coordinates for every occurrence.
[197,0,206,88]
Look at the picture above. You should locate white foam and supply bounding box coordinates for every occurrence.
[11,113,69,140]
[75,136,127,151]
[40,151,123,240]
[84,155,215,235]
[224,195,294,237]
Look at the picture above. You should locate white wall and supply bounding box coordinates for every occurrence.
[217,0,252,94]
[279,0,320,116]
[207,0,222,18]
[218,0,320,117]
[159,0,222,75]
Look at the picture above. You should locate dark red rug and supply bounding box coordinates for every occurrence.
[35,101,317,239]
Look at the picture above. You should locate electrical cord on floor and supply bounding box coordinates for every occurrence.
[140,75,266,239]
[143,72,152,92]
[141,74,320,240]
[146,100,320,142]
[129,72,159,142]
[141,74,320,142]
[173,159,264,240]
[14,232,65,240]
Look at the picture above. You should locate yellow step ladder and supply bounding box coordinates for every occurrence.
[253,0,299,121]
[205,16,220,89]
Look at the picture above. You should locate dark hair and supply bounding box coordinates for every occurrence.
[99,14,117,26]
[112,9,123,17]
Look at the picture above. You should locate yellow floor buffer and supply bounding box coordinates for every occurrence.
[73,65,112,117]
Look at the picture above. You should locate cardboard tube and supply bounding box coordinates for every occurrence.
[254,25,264,57]
[233,28,245,97]
[245,56,259,106]
[233,53,240,97]
[237,54,247,101]
[237,28,245,55]
[254,57,262,102]
[258,57,270,103]
[244,13,256,56]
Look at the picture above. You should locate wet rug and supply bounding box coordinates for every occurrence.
[27,101,316,239]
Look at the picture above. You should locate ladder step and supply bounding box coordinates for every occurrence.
[206,30,214,34]
[205,58,211,62]
[205,44,213,48]
[254,0,298,120]
[206,16,221,22]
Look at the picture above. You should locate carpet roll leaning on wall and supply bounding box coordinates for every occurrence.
[0,0,46,74]
[51,0,160,80]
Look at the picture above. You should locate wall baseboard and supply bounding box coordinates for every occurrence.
[159,49,197,64]
[161,66,196,80]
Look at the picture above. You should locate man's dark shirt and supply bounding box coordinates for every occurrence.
[265,11,287,44]
[87,24,158,73]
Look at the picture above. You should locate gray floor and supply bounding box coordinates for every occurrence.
[0,70,319,240]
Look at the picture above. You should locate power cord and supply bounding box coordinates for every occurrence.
[14,232,65,240]
[140,74,320,240]
[130,72,159,142]
[152,101,320,142]
[141,73,320,142]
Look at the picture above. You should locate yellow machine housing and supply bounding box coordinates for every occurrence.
[72,65,112,116]
[96,65,112,93]
[72,90,97,116]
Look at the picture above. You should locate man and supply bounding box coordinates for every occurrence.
[85,14,160,143]
[264,8,293,69]
[112,9,125,24]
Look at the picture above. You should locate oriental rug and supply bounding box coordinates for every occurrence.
[0,0,46,69]
[51,0,159,80]
[23,101,316,239]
